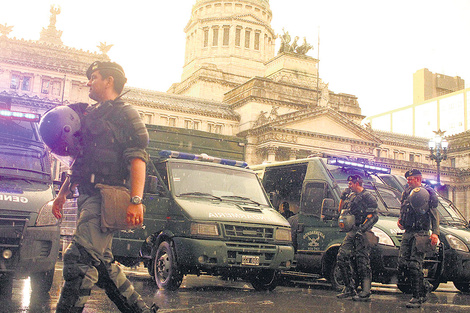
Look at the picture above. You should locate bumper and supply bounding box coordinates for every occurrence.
[440,249,470,282]
[370,244,400,284]
[173,237,294,271]
[0,225,60,278]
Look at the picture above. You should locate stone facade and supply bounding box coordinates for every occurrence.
[1,0,469,218]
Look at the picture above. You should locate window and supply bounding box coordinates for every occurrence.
[10,74,20,90]
[212,27,219,46]
[376,149,381,158]
[254,32,260,50]
[235,27,241,46]
[51,81,61,97]
[184,120,192,129]
[451,158,456,168]
[223,27,230,46]
[193,120,200,130]
[245,29,251,48]
[409,154,415,162]
[41,78,50,94]
[208,123,223,134]
[169,117,176,127]
[21,76,31,91]
[203,28,209,47]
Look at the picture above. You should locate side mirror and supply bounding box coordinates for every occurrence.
[321,198,337,221]
[145,175,159,194]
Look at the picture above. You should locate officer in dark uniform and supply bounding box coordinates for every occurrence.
[51,61,158,313]
[336,175,378,301]
[398,169,439,309]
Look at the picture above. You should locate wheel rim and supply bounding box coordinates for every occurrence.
[156,249,171,283]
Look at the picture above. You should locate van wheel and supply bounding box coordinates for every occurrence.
[454,282,470,292]
[328,260,344,291]
[0,274,13,298]
[153,241,183,290]
[250,269,278,291]
[31,268,55,294]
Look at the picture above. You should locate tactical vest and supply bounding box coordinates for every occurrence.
[344,190,370,226]
[401,186,432,231]
[71,100,130,189]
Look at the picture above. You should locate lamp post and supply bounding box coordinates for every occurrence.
[428,129,448,185]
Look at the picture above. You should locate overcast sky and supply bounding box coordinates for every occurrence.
[1,0,469,117]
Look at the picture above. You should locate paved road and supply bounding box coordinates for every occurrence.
[3,260,470,312]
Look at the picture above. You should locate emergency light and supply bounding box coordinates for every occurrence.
[159,150,248,168]
[328,157,391,174]
[0,109,40,122]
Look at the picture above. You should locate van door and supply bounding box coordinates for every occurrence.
[294,181,341,272]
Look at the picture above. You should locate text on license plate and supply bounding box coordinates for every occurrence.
[242,255,260,266]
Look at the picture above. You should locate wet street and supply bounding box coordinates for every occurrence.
[3,260,470,313]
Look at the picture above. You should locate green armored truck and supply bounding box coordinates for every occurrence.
[378,173,470,292]
[0,109,60,297]
[251,157,443,291]
[111,125,294,291]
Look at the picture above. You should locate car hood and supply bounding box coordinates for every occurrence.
[175,198,290,227]
[376,216,403,237]
[0,180,53,214]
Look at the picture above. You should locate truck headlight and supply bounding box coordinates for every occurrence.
[445,234,469,252]
[36,200,60,226]
[371,227,394,246]
[275,228,292,242]
[191,223,219,237]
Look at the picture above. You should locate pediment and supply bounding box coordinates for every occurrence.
[232,14,267,25]
[269,109,381,143]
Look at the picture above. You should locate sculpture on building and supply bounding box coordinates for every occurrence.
[278,29,314,55]
[98,42,114,56]
[49,5,61,27]
[0,23,13,37]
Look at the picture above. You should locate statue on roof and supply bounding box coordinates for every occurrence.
[295,37,314,55]
[98,42,114,55]
[0,23,13,37]
[278,29,314,56]
[50,5,61,27]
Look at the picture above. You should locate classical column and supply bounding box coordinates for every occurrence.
[267,146,277,163]
[288,148,298,161]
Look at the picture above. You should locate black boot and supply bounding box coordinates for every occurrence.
[406,297,422,308]
[406,274,422,308]
[352,277,371,302]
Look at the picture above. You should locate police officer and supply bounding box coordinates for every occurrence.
[398,169,439,309]
[336,175,378,301]
[51,61,158,313]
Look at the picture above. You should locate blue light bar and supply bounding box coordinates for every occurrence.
[327,157,391,174]
[0,109,40,122]
[159,150,248,168]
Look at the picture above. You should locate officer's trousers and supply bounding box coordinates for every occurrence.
[398,230,426,298]
[55,193,147,312]
[337,230,372,290]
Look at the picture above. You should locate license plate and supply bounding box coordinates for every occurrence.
[241,255,260,266]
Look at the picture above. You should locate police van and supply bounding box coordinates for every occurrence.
[111,126,294,291]
[378,173,470,292]
[0,109,60,297]
[251,157,443,291]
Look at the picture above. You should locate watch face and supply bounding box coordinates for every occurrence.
[131,196,142,204]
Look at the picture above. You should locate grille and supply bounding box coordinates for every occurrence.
[225,242,277,266]
[223,224,274,241]
[0,215,28,247]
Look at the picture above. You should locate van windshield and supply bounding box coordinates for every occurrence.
[169,162,270,206]
[0,118,51,182]
[437,197,468,226]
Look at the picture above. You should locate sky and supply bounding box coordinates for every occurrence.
[0,0,469,117]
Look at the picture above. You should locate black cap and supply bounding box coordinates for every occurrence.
[347,175,362,183]
[405,169,422,178]
[86,61,126,79]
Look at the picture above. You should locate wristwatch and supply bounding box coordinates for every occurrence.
[130,196,143,205]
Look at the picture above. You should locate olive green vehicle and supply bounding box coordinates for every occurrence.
[251,157,443,292]
[111,125,294,291]
[378,174,470,292]
[0,109,60,297]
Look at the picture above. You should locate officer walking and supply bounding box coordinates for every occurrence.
[336,175,378,301]
[49,61,158,312]
[398,169,439,309]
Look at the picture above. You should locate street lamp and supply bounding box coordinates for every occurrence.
[428,129,448,184]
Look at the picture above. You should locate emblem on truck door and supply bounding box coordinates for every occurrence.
[303,230,325,249]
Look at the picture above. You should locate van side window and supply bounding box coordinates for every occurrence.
[155,162,169,189]
[300,182,329,216]
[262,164,307,213]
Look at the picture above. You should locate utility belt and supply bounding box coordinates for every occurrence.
[89,173,127,186]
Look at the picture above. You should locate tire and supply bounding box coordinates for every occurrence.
[30,268,55,294]
[250,269,278,291]
[328,259,344,291]
[153,241,183,291]
[0,274,14,298]
[454,282,470,292]
[397,283,412,294]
